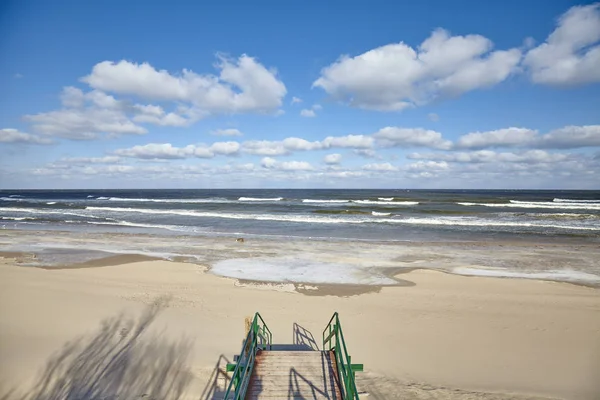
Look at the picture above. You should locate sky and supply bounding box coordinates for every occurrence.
[0,0,599,189]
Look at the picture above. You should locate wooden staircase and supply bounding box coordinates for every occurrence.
[223,313,362,399]
[245,350,342,399]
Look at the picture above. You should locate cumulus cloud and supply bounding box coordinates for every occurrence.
[261,157,313,171]
[282,137,322,151]
[210,128,243,136]
[0,128,53,144]
[291,97,303,104]
[374,127,452,149]
[243,140,289,156]
[455,125,600,149]
[324,153,342,164]
[82,55,287,114]
[300,109,316,117]
[24,87,149,140]
[322,134,373,149]
[59,156,121,164]
[114,141,240,160]
[539,125,600,148]
[314,28,521,111]
[455,127,538,149]
[524,3,600,85]
[362,162,398,171]
[408,150,569,164]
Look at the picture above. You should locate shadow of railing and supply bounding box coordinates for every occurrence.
[5,298,194,400]
[199,354,231,400]
[293,322,319,351]
[288,363,336,399]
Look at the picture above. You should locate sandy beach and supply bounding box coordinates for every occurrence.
[1,247,599,400]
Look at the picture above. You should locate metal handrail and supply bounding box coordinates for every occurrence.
[223,312,272,399]
[322,312,362,399]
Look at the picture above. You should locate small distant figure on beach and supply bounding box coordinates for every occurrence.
[236,238,245,243]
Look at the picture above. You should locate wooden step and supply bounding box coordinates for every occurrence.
[245,350,342,399]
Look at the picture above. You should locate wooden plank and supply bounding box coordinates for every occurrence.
[246,350,342,399]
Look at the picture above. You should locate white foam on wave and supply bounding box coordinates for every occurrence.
[8,195,23,198]
[211,256,397,285]
[302,199,349,203]
[96,197,110,200]
[458,201,600,210]
[86,206,364,224]
[46,202,57,205]
[391,216,599,231]
[3,207,105,219]
[1,197,23,202]
[372,211,391,216]
[378,197,394,201]
[553,198,600,203]
[238,197,283,201]
[353,200,419,205]
[87,195,94,198]
[452,266,600,284]
[1,216,31,221]
[84,206,600,230]
[84,220,187,232]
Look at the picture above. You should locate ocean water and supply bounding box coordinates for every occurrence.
[2,189,600,287]
[1,189,599,241]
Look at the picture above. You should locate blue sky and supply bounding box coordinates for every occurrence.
[1,0,599,189]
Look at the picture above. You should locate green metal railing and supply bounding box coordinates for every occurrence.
[322,312,363,399]
[223,312,272,399]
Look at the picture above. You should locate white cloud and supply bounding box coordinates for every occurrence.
[353,149,378,158]
[324,153,342,164]
[81,55,287,114]
[114,143,193,159]
[59,156,121,164]
[428,113,439,122]
[374,127,451,149]
[243,140,289,156]
[291,97,303,104]
[322,134,373,149]
[210,141,240,155]
[132,104,190,127]
[406,160,450,171]
[312,104,323,110]
[113,141,240,160]
[456,127,538,149]
[25,87,148,140]
[455,125,600,149]
[539,125,600,149]
[211,128,243,136]
[282,137,322,151]
[261,157,278,168]
[300,109,316,117]
[524,4,600,85]
[314,28,521,111]
[260,157,313,171]
[279,160,314,171]
[408,150,569,164]
[362,162,398,171]
[0,128,53,144]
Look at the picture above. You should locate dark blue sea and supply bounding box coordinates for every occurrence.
[1,189,599,242]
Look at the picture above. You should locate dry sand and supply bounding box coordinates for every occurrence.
[0,255,599,400]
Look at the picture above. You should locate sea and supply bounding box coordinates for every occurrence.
[2,189,600,287]
[1,189,599,241]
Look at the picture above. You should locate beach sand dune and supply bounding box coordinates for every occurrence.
[0,256,599,399]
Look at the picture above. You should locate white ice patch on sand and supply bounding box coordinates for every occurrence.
[452,267,600,284]
[210,257,397,285]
